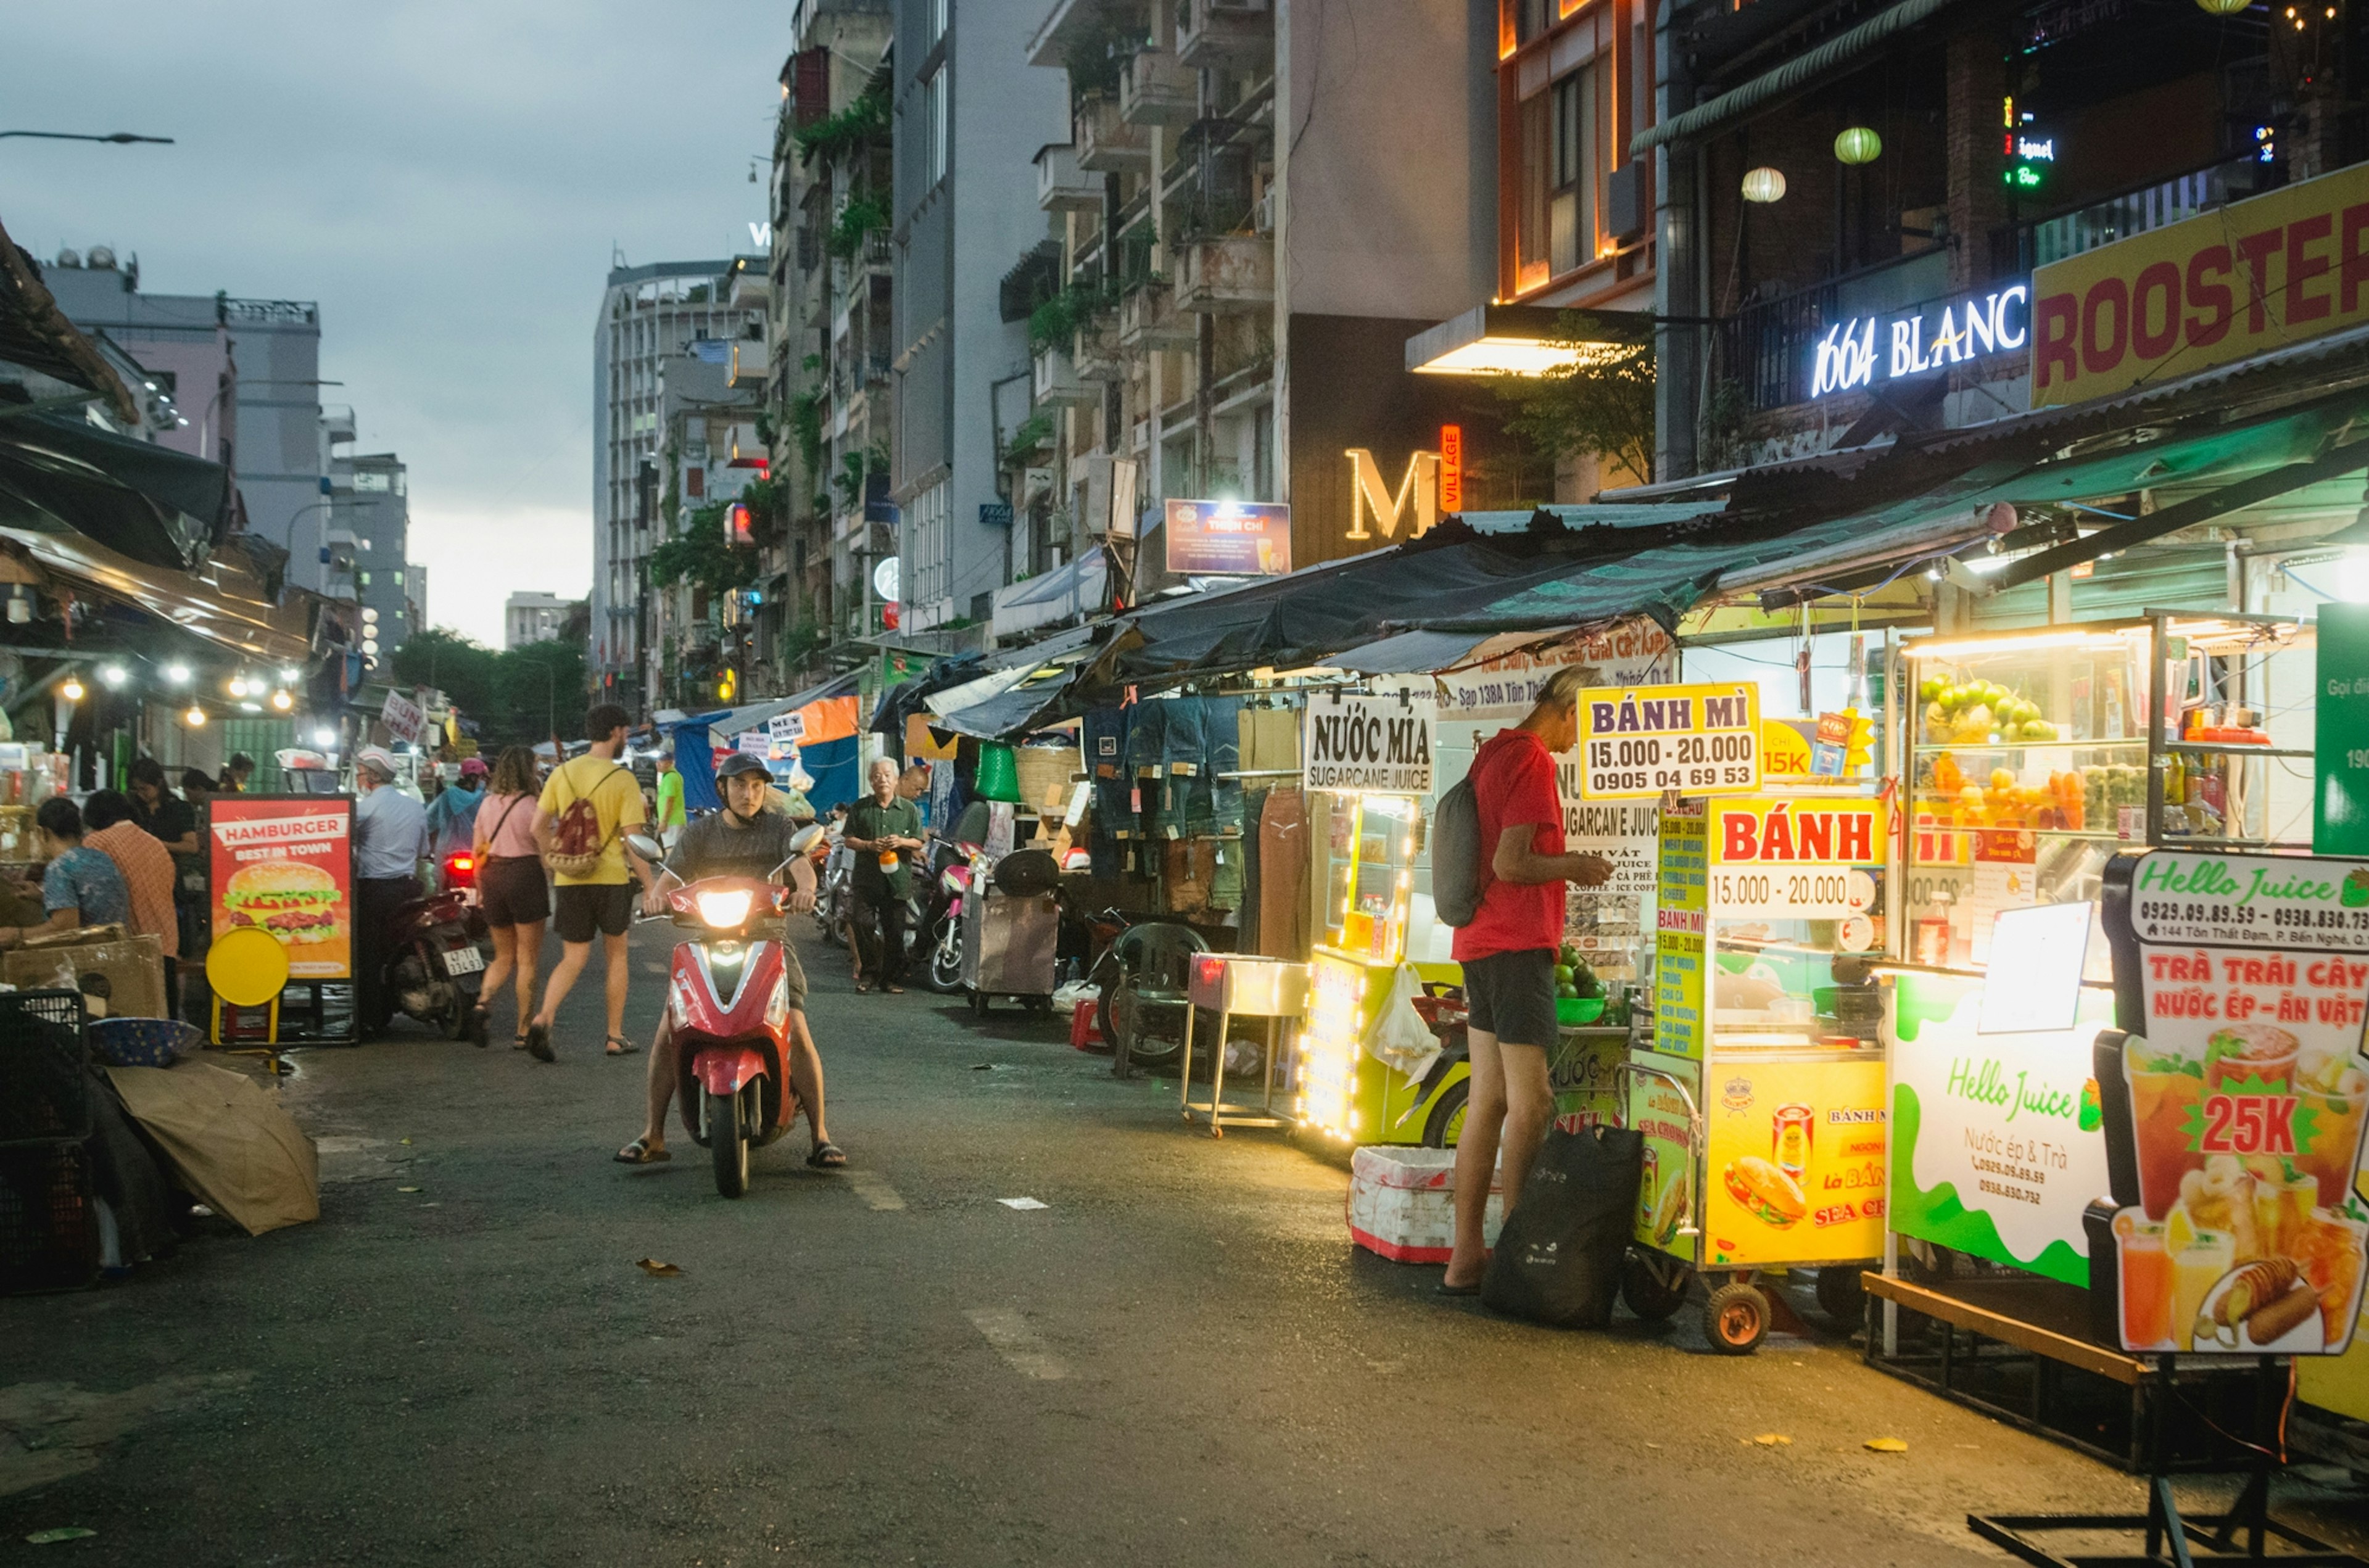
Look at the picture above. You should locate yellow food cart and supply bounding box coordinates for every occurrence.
[1626,790,1894,1353]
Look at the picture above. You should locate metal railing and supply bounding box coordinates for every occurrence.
[2017,157,2268,270]
[1718,249,1947,411]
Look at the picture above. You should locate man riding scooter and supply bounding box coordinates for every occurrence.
[613,752,846,1170]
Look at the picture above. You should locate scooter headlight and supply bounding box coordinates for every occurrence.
[695,889,753,928]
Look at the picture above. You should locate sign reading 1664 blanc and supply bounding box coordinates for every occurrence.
[1576,682,1760,801]
[1302,691,1436,795]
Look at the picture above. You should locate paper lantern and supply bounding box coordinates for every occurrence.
[2195,0,2250,14]
[1741,167,1788,204]
[1834,126,1883,165]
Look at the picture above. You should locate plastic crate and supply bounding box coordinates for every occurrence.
[0,989,88,1147]
[0,1141,99,1294]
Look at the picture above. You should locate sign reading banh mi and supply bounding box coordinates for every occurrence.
[2031,161,2369,408]
[1576,682,1760,801]
[1302,691,1437,794]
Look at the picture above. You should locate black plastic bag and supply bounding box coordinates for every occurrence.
[1481,1124,1644,1329]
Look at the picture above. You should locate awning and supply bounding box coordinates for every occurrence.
[1631,0,1960,154]
[989,548,1107,642]
[7,524,313,663]
[0,410,229,570]
[0,214,137,426]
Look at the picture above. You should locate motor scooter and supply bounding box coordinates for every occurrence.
[919,838,977,994]
[629,827,822,1198]
[815,822,853,948]
[384,851,495,1042]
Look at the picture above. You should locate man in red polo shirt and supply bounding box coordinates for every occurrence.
[1442,665,1612,1294]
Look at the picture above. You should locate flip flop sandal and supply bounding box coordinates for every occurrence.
[1435,1281,1483,1298]
[614,1137,671,1165]
[513,1034,531,1051]
[605,1034,639,1055]
[806,1142,847,1170]
[525,1021,554,1062]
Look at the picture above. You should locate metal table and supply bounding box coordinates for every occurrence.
[1179,953,1305,1137]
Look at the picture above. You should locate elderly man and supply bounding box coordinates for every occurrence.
[353,746,432,1036]
[840,756,925,994]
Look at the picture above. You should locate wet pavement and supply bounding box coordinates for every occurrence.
[6,921,2369,1565]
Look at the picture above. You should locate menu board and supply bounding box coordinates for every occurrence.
[1700,1054,1889,1269]
[1575,682,1759,801]
[2101,851,2369,1355]
[208,796,353,980]
[1653,804,1709,1060]
[1704,796,1885,925]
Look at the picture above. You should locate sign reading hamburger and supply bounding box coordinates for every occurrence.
[209,798,353,978]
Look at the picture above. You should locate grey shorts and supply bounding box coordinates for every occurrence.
[1461,948,1558,1047]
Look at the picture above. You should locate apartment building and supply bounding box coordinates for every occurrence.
[770,0,898,682]
[333,449,416,657]
[44,253,333,592]
[505,592,585,650]
[643,340,768,708]
[590,257,766,710]
[893,0,1070,634]
[1014,0,1503,625]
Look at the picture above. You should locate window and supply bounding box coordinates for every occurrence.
[358,571,372,587]
[928,0,948,44]
[1516,53,1613,289]
[392,571,404,586]
[686,467,704,498]
[920,66,948,186]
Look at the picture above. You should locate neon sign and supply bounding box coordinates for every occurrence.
[1808,284,2030,399]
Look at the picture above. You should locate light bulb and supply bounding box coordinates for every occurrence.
[59,677,85,703]
[278,667,299,684]
[165,663,191,685]
[99,665,126,688]
[229,677,250,698]
[184,705,205,727]
[270,689,293,711]
[314,728,337,748]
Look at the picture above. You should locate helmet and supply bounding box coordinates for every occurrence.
[716,753,771,782]
[458,757,489,778]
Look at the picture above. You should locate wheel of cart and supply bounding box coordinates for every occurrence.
[1704,1274,1772,1355]
[1619,1250,1692,1321]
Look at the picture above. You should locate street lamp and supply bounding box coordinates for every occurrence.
[0,131,173,145]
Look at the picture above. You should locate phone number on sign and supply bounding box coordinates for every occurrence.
[1589,764,1754,793]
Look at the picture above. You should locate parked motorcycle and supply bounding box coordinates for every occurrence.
[628,828,822,1197]
[815,822,853,948]
[921,840,978,994]
[386,851,495,1042]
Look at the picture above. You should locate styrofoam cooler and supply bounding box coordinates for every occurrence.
[1347,1145,1503,1264]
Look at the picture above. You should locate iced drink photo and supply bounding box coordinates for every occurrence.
[2124,1036,2206,1219]
[2115,1212,2173,1349]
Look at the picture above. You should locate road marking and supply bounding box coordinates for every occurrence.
[846,1171,905,1210]
[642,961,668,975]
[966,1308,1066,1380]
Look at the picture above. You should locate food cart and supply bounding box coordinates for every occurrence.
[1625,790,1893,1353]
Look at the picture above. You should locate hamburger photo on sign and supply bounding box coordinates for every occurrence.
[209,799,352,976]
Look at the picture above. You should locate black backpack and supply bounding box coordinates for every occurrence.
[1431,773,1484,926]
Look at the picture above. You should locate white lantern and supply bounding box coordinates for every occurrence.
[1741,167,1788,204]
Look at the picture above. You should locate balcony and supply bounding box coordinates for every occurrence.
[1119,282,1194,349]
[1036,143,1100,213]
[2019,157,2264,270]
[1178,0,1271,68]
[1032,346,1094,407]
[1120,48,1196,127]
[1077,93,1149,173]
[1075,321,1126,382]
[1175,234,1273,313]
[729,340,767,389]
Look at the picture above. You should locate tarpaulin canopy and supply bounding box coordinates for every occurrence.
[0,410,229,571]
[7,522,314,663]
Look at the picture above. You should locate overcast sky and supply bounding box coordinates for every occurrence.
[2,2,775,645]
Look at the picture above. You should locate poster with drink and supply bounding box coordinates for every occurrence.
[1698,1054,1888,1267]
[1162,498,1291,576]
[1885,973,2112,1287]
[2101,851,2369,1355]
[209,796,354,978]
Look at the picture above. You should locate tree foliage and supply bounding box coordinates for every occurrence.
[646,501,760,597]
[389,629,587,749]
[793,84,888,166]
[1496,318,1657,488]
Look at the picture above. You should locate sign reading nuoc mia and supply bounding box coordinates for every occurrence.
[1302,691,1437,794]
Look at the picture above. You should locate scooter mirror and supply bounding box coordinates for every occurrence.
[624,833,668,865]
[787,822,825,856]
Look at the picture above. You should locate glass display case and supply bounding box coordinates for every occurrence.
[1319,790,1423,963]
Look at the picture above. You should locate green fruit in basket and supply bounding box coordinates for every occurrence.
[1578,974,1606,999]
[1557,983,1579,999]
[1919,675,1944,704]
[1553,963,1575,986]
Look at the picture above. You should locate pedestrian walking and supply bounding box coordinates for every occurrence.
[427,756,488,866]
[653,747,686,851]
[469,746,548,1051]
[523,704,656,1060]
[1439,666,1613,1295]
[841,756,924,994]
[353,746,432,1036]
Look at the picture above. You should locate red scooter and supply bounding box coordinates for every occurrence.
[629,828,821,1198]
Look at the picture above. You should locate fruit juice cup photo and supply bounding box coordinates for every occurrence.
[2115,1211,2175,1350]
[2170,1228,2236,1352]
[2253,1171,2319,1260]
[2300,1210,2369,1350]
[2124,1038,2206,1219]
[2204,1022,2302,1094]
[2296,1067,2369,1210]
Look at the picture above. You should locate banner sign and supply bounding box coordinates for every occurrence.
[1434,621,1673,725]
[769,710,806,743]
[1811,283,2030,400]
[1654,803,1710,1060]
[1887,973,2112,1286]
[1705,797,1886,921]
[209,796,353,979]
[2031,161,2369,409]
[1575,681,1759,801]
[1700,1054,1890,1268]
[2318,603,2369,856]
[380,688,427,747]
[1164,498,1291,576]
[2102,851,2369,1354]
[1301,691,1436,795]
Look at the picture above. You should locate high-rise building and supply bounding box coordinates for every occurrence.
[890,0,1070,634]
[505,592,584,650]
[591,258,766,711]
[770,0,896,675]
[44,250,334,594]
[334,448,413,655]
[645,339,766,707]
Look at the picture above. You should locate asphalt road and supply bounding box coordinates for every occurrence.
[7,920,2369,1566]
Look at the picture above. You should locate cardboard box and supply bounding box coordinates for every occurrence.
[1347,1145,1503,1264]
[5,931,168,1020]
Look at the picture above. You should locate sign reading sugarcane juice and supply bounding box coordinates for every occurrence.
[2102,851,2369,1355]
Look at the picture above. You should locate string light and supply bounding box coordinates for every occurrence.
[184,704,206,728]
[59,677,84,702]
